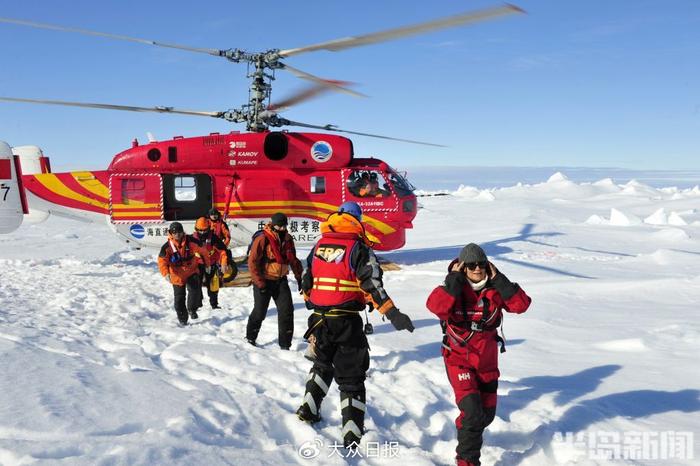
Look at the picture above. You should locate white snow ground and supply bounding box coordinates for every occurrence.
[1,172,699,466]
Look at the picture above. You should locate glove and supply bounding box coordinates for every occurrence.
[444,271,467,297]
[165,274,171,283]
[385,307,415,333]
[491,272,519,300]
[205,266,212,274]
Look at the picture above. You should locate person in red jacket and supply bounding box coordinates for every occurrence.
[426,243,531,466]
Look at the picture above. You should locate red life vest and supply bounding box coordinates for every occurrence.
[309,232,364,308]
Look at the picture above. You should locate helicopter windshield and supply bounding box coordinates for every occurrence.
[387,169,415,197]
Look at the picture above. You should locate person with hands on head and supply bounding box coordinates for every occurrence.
[296,201,413,450]
[427,243,531,466]
[157,221,211,326]
[245,212,303,349]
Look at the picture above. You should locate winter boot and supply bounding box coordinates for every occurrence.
[245,338,256,347]
[189,309,199,320]
[297,369,333,424]
[296,404,321,424]
[176,310,188,326]
[340,391,366,448]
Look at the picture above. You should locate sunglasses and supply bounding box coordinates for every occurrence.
[465,261,488,271]
[195,228,209,234]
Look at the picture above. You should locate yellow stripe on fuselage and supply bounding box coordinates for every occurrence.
[35,174,109,210]
[111,203,160,210]
[112,211,162,218]
[216,201,396,234]
[71,171,110,200]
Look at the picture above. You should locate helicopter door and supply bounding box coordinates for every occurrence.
[343,169,398,212]
[109,173,163,223]
[162,174,212,221]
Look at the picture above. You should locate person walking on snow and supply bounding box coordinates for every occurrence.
[426,243,531,466]
[158,222,211,325]
[192,216,235,310]
[246,212,303,349]
[296,201,414,449]
[207,207,232,247]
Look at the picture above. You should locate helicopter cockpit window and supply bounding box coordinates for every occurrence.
[387,170,415,197]
[310,176,326,194]
[174,176,197,202]
[347,170,391,198]
[121,179,145,205]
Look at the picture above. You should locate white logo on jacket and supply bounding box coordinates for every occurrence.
[458,372,470,382]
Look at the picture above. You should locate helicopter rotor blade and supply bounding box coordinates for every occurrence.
[0,96,223,118]
[279,118,447,147]
[0,16,223,57]
[281,64,366,98]
[268,79,357,112]
[278,3,525,58]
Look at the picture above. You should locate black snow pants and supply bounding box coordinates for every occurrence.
[200,265,219,308]
[246,277,294,348]
[300,311,370,447]
[173,273,201,324]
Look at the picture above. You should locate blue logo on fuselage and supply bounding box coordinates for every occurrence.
[130,224,145,239]
[311,141,333,162]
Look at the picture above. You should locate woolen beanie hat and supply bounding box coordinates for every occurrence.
[459,243,487,263]
[271,212,288,226]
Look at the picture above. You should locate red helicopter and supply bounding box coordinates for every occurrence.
[0,4,523,252]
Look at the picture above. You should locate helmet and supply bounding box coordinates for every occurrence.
[338,201,362,222]
[195,217,210,231]
[208,207,221,218]
[168,222,184,234]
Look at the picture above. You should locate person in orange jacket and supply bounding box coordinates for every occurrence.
[158,222,211,325]
[208,208,231,247]
[192,216,235,309]
[296,202,413,449]
[246,212,303,349]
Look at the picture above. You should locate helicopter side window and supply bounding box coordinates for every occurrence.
[174,176,197,202]
[310,176,326,194]
[121,179,145,205]
[347,170,390,198]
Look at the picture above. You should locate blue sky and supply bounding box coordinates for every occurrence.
[0,0,698,171]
